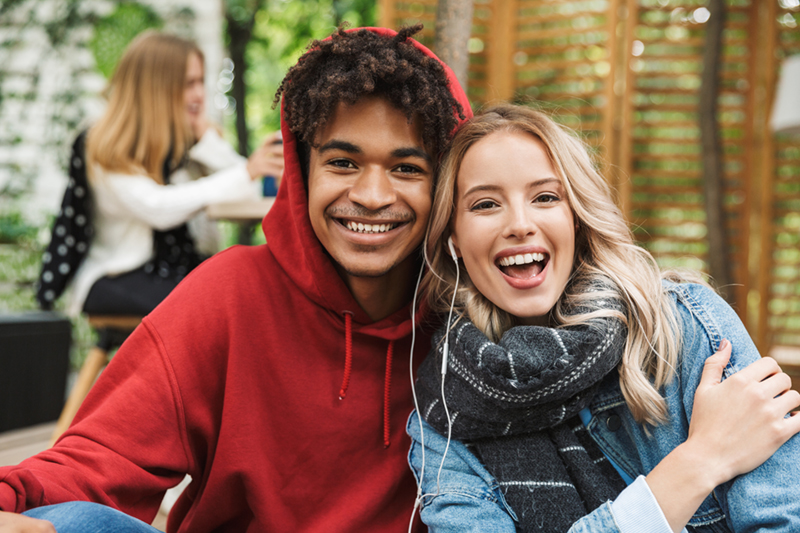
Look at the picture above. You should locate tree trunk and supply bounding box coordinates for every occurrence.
[699,0,732,302]
[434,0,473,91]
[225,11,255,157]
[225,0,266,156]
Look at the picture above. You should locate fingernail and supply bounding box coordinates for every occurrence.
[719,338,729,350]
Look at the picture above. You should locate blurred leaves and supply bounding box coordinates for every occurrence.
[226,0,376,145]
[88,2,163,78]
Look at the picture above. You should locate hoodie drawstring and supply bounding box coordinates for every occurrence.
[338,312,396,448]
[339,312,354,400]
[383,340,394,448]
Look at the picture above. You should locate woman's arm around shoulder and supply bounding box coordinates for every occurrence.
[662,282,800,532]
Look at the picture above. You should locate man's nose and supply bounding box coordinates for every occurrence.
[348,166,397,211]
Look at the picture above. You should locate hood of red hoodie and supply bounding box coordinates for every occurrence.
[262,27,472,340]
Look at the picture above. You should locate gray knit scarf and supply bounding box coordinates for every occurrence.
[416,292,628,532]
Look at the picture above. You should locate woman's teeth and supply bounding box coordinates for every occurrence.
[498,252,546,266]
[345,221,397,234]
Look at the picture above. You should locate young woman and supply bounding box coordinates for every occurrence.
[408,104,800,532]
[38,31,282,316]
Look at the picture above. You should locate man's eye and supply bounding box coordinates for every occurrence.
[329,159,355,169]
[396,164,422,174]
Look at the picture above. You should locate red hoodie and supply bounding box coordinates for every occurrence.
[0,28,471,532]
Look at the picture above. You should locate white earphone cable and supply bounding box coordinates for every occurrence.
[436,253,458,494]
[408,262,426,533]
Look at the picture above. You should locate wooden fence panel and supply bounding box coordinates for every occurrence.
[760,0,800,352]
[619,0,757,316]
[380,0,800,349]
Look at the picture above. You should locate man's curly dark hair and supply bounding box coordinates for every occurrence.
[274,24,465,166]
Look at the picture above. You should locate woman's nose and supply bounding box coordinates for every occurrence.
[503,204,537,239]
[348,166,397,211]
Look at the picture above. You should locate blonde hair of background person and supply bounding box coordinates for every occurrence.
[86,31,203,184]
[423,104,709,426]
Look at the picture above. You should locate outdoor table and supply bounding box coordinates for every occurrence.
[206,197,276,244]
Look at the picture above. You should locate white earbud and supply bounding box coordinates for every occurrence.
[447,236,458,262]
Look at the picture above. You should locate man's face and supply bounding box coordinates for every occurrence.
[307,96,433,283]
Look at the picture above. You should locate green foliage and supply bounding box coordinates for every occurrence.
[0,210,38,245]
[44,0,96,47]
[228,0,376,146]
[88,2,163,78]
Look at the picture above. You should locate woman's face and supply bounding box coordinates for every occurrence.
[450,130,575,326]
[184,52,205,123]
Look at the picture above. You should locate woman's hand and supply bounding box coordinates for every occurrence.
[0,511,55,532]
[687,340,800,482]
[245,132,284,182]
[647,340,800,532]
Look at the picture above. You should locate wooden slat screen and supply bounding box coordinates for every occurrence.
[761,1,800,350]
[619,0,756,316]
[380,0,800,353]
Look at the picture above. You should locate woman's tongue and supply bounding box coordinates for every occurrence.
[500,262,543,279]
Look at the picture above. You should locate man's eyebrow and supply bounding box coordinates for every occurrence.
[318,140,361,154]
[392,147,432,164]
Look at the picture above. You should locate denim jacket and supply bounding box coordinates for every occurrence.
[407,282,800,533]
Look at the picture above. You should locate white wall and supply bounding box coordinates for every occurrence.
[0,0,225,228]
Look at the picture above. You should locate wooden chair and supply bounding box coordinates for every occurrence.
[50,315,143,446]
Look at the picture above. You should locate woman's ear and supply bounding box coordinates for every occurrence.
[447,234,461,259]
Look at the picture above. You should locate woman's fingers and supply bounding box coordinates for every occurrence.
[245,132,285,181]
[774,388,800,417]
[688,340,800,484]
[698,339,731,386]
[732,355,781,383]
[759,370,794,400]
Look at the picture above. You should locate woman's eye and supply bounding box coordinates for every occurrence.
[471,200,497,211]
[535,193,560,204]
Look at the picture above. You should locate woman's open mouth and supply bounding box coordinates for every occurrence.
[497,252,549,280]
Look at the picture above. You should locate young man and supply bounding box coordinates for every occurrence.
[0,26,470,532]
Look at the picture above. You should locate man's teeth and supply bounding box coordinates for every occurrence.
[345,221,397,233]
[499,253,546,266]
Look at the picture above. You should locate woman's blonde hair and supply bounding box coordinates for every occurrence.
[86,31,202,183]
[424,104,702,425]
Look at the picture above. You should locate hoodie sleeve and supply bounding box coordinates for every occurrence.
[0,320,192,523]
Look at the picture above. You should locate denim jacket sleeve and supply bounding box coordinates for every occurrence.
[668,283,800,532]
[407,412,675,533]
[406,411,517,533]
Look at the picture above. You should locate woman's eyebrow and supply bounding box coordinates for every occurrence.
[462,178,560,197]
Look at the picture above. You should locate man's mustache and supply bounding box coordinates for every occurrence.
[326,206,415,222]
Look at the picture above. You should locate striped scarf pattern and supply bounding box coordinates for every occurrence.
[416,296,628,532]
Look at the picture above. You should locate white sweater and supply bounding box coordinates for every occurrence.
[67,129,259,316]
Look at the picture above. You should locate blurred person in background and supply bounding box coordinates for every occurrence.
[35,31,283,317]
